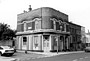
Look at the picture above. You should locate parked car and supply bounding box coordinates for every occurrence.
[0,46,15,56]
[84,47,90,52]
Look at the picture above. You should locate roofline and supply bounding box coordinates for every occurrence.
[17,7,68,16]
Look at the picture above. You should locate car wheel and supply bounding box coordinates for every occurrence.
[0,52,3,56]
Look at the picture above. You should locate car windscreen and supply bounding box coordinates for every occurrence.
[2,46,10,49]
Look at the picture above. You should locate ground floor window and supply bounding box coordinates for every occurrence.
[53,36,57,46]
[23,37,27,45]
[34,36,38,48]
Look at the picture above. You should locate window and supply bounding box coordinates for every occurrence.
[61,23,64,31]
[35,20,41,29]
[56,22,60,30]
[23,37,27,45]
[66,25,70,32]
[34,36,38,48]
[53,36,57,46]
[53,20,56,30]
[50,18,56,30]
[23,22,27,31]
[26,22,32,30]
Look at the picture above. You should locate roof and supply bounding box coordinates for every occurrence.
[17,7,68,22]
[66,21,82,27]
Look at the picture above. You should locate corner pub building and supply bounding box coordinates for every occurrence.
[16,6,82,52]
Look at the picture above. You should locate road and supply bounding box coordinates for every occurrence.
[28,52,90,61]
[0,56,15,61]
[0,52,45,61]
[1,52,90,61]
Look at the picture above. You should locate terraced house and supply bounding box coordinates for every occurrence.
[16,6,85,52]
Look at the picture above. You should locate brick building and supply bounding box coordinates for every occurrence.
[16,6,84,52]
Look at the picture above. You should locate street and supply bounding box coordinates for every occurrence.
[0,56,15,61]
[1,52,90,61]
[28,52,90,61]
[0,52,45,61]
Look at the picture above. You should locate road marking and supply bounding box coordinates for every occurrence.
[32,57,36,59]
[73,59,78,61]
[85,57,88,58]
[79,58,83,59]
[37,56,42,58]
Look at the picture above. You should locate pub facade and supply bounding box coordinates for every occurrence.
[16,6,83,52]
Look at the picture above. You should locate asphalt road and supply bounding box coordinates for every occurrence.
[28,52,90,61]
[1,52,90,61]
[0,52,45,61]
[0,56,15,61]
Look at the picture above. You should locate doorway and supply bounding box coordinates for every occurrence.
[43,35,50,52]
[22,37,27,50]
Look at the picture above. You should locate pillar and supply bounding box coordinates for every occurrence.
[29,35,33,50]
[19,36,22,50]
[50,35,52,50]
[51,35,54,51]
[38,35,42,50]
[66,37,69,49]
[64,23,66,32]
[42,35,43,50]
[68,36,70,50]
[64,35,66,50]
[27,36,29,50]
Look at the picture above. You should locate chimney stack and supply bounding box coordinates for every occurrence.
[28,5,32,11]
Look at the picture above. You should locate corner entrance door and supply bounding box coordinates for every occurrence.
[43,35,50,52]
[22,37,27,50]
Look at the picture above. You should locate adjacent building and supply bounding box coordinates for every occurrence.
[85,30,90,47]
[67,22,84,51]
[16,6,85,52]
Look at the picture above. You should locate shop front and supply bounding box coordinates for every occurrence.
[16,33,70,52]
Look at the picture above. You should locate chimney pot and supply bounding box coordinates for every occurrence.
[28,5,32,11]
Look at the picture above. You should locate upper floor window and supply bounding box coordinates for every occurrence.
[23,37,27,45]
[50,18,64,30]
[24,22,27,31]
[26,22,32,30]
[35,19,41,30]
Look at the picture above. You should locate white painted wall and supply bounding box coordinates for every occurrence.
[86,35,90,43]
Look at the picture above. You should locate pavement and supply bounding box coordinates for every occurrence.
[0,50,84,61]
[17,50,84,57]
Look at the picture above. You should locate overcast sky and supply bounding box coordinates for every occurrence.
[0,0,90,32]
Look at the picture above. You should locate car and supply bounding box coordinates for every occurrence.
[84,47,90,52]
[0,46,15,56]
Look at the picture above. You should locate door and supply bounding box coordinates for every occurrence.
[22,37,27,50]
[43,35,50,52]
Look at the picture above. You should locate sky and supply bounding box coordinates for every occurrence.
[0,0,90,32]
